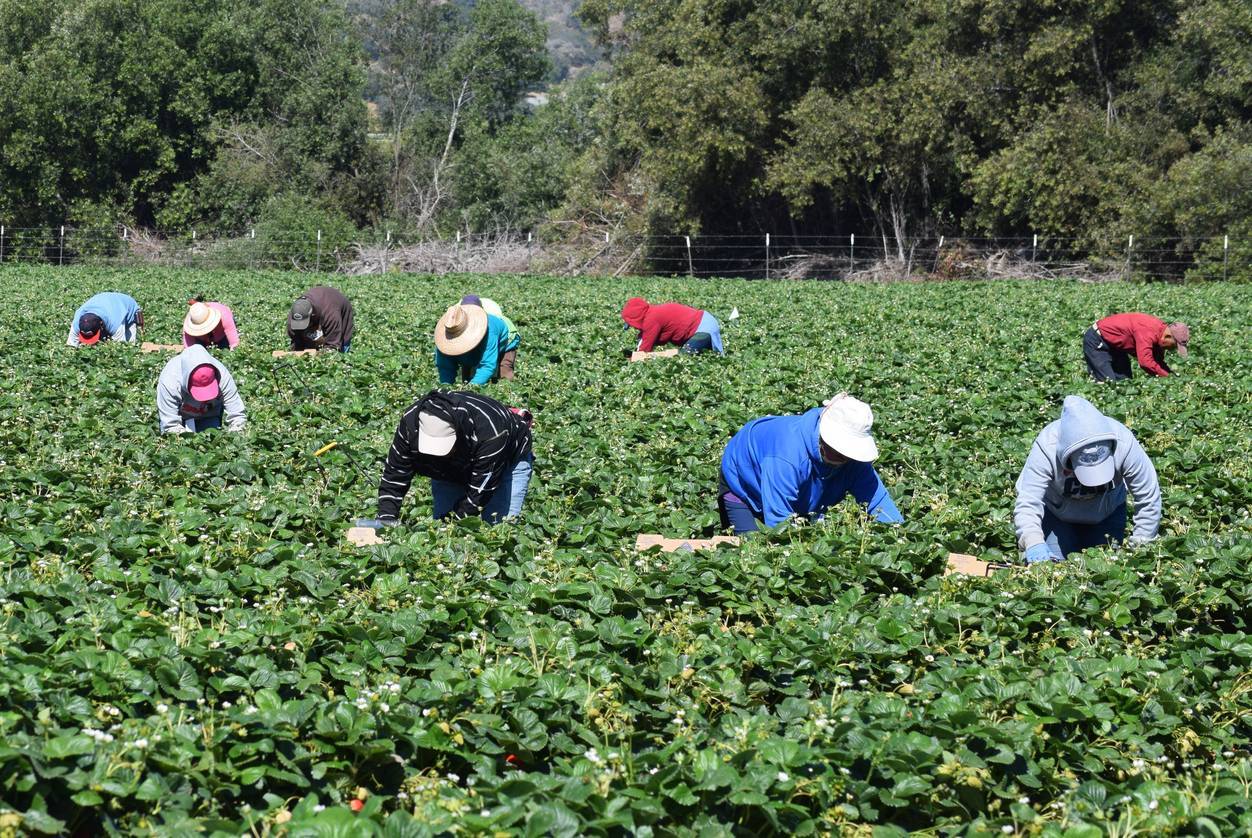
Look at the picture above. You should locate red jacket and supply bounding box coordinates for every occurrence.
[1096,313,1171,376]
[621,298,702,352]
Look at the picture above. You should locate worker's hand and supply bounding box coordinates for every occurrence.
[1024,543,1059,564]
[1126,534,1154,548]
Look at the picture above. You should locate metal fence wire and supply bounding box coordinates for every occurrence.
[0,225,1242,281]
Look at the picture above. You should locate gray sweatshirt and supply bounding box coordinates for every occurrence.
[156,345,246,434]
[1014,395,1160,550]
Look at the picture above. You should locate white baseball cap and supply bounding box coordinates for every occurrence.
[818,394,879,462]
[417,412,457,456]
[1071,441,1115,486]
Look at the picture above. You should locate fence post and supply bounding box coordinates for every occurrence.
[1224,235,1229,281]
[849,233,855,272]
[765,233,771,280]
[685,235,693,277]
[1,225,5,262]
[316,229,322,272]
[59,225,65,265]
[1032,233,1037,263]
[932,235,945,274]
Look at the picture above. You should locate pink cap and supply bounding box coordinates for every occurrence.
[188,363,220,401]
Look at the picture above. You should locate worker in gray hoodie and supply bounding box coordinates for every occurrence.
[1014,395,1160,562]
[156,344,246,434]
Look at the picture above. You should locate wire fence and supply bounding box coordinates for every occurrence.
[0,225,1244,281]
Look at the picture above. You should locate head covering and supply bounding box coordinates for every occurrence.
[417,412,457,456]
[288,298,314,331]
[434,304,488,356]
[183,302,222,337]
[1070,440,1116,487]
[621,297,649,329]
[479,298,504,320]
[188,363,220,402]
[818,394,879,462]
[460,294,482,307]
[1167,321,1190,358]
[78,313,105,345]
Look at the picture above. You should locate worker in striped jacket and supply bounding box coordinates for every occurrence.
[359,390,534,528]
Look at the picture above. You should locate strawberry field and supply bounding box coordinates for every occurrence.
[1,265,1251,836]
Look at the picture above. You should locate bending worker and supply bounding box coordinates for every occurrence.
[1015,395,1160,562]
[718,394,902,534]
[1084,312,1190,380]
[434,301,516,384]
[183,299,240,349]
[156,345,246,434]
[67,292,143,347]
[360,389,534,526]
[621,297,724,355]
[287,286,354,352]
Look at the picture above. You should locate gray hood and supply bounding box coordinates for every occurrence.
[156,345,246,434]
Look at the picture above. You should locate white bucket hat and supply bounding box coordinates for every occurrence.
[183,302,222,337]
[818,393,879,462]
[417,412,457,456]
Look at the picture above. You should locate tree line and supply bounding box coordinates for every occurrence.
[1,0,1249,277]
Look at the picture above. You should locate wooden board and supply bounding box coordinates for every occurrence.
[630,348,680,362]
[346,527,384,547]
[272,349,320,358]
[944,552,1011,577]
[141,342,181,353]
[635,534,740,552]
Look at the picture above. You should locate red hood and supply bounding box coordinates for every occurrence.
[621,297,649,328]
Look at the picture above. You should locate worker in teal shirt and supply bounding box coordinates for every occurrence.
[434,303,513,385]
[719,394,902,534]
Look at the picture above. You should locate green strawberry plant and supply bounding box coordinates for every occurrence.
[0,265,1249,834]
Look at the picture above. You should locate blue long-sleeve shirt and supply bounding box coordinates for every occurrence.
[721,407,903,527]
[66,292,142,346]
[436,314,510,385]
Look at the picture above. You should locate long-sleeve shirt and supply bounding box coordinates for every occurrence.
[435,314,510,385]
[1096,313,1171,376]
[721,407,903,528]
[622,299,703,353]
[155,345,246,434]
[288,286,354,351]
[1014,395,1160,549]
[67,292,142,346]
[377,390,532,521]
[184,302,240,349]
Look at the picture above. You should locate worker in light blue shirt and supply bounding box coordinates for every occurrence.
[66,292,143,347]
[434,303,514,385]
[719,394,902,534]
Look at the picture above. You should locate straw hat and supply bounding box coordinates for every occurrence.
[184,302,222,337]
[434,304,488,355]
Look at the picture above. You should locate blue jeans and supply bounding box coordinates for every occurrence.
[1043,505,1127,559]
[717,472,760,534]
[680,311,724,355]
[432,453,533,523]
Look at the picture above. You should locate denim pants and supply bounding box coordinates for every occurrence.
[717,472,761,534]
[1083,327,1131,381]
[680,311,725,355]
[1043,504,1127,559]
[431,452,533,523]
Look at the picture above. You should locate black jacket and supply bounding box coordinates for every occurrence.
[377,390,532,521]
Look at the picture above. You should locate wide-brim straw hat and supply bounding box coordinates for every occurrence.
[434,303,488,356]
[183,302,222,337]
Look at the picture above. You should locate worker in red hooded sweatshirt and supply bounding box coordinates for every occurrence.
[620,297,724,355]
[1083,313,1190,381]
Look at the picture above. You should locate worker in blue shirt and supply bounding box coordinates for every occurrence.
[434,302,515,385]
[719,394,903,534]
[66,292,143,347]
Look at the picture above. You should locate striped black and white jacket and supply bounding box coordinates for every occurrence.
[377,390,532,521]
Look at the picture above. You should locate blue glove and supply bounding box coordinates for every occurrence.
[1024,543,1058,564]
[355,517,397,530]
